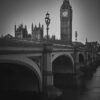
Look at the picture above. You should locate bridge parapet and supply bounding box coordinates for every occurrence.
[0,39,44,55]
[52,44,74,52]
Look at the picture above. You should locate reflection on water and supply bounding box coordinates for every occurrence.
[1,66,100,100]
[49,66,100,100]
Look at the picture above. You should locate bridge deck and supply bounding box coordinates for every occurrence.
[0,38,85,54]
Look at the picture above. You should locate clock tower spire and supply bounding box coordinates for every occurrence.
[60,0,72,43]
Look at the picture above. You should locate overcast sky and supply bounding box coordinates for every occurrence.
[0,0,100,43]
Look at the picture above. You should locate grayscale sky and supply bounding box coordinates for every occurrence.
[0,0,100,43]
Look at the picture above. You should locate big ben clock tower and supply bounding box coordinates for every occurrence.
[60,0,72,43]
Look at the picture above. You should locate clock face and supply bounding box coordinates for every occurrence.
[62,11,68,17]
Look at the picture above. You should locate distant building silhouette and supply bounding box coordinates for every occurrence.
[51,35,56,40]
[1,34,13,39]
[15,24,28,39]
[31,23,44,40]
[86,41,99,52]
[15,23,44,40]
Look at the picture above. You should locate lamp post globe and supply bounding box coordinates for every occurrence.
[45,12,51,40]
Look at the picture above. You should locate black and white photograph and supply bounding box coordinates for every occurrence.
[0,0,100,100]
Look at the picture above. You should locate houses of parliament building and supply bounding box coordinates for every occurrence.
[15,23,44,40]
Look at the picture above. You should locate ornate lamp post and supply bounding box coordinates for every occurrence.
[45,12,51,40]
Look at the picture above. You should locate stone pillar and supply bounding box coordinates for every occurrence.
[73,47,79,74]
[42,43,53,89]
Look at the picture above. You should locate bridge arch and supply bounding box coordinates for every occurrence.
[0,56,42,94]
[52,53,74,88]
[52,53,74,66]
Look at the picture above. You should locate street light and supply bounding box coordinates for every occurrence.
[45,12,51,40]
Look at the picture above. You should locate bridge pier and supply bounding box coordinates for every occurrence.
[42,43,62,96]
[43,43,53,87]
[42,43,54,95]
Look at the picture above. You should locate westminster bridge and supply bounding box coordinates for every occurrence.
[0,38,98,96]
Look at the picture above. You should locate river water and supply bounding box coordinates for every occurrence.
[1,66,100,100]
[44,66,100,100]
